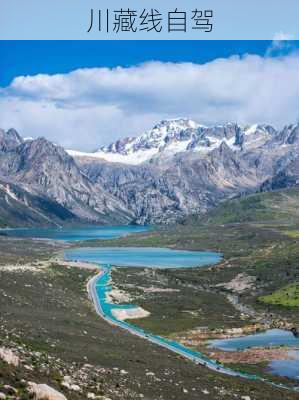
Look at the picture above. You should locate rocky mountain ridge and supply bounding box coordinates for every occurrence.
[68,119,280,165]
[0,128,133,227]
[71,119,299,224]
[1,120,299,226]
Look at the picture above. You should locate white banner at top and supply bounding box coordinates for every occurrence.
[0,0,298,40]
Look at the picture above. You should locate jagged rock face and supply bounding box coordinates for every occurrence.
[247,124,299,191]
[275,124,299,145]
[79,141,259,224]
[1,119,299,226]
[0,179,77,227]
[0,128,23,152]
[73,119,299,224]
[0,134,133,226]
[260,149,299,191]
[100,119,199,155]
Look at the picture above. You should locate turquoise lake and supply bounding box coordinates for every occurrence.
[208,329,299,351]
[209,329,299,380]
[269,351,299,380]
[0,225,150,241]
[65,247,222,269]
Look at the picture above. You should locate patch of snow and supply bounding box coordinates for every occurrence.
[193,136,237,153]
[68,148,159,165]
[67,149,105,159]
[0,183,19,202]
[244,124,258,135]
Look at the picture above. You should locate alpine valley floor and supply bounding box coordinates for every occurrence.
[1,188,299,399]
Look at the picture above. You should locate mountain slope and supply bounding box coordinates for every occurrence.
[0,179,77,227]
[0,130,134,226]
[72,119,299,224]
[199,187,299,225]
[76,143,259,224]
[1,119,299,226]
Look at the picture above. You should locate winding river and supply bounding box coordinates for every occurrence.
[5,225,299,392]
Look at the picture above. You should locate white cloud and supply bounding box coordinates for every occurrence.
[266,33,295,57]
[1,53,299,150]
[273,32,294,41]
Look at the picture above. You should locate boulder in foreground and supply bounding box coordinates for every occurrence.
[28,382,67,400]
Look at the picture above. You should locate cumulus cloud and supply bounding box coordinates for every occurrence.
[266,33,296,57]
[1,52,299,150]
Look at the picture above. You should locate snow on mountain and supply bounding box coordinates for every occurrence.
[1,121,299,225]
[67,119,276,165]
[68,119,201,165]
[67,147,159,165]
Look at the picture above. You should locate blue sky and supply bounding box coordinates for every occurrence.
[0,41,281,86]
[0,40,299,150]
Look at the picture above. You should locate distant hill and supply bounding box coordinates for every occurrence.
[200,187,299,225]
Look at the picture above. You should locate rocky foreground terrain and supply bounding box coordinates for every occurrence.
[1,232,298,400]
[1,119,299,226]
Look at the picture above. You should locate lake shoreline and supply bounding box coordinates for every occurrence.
[3,225,299,392]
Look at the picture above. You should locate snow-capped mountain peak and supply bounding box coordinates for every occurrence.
[69,119,202,164]
[67,119,277,165]
[99,118,200,155]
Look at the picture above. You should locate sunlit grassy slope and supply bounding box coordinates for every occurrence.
[260,283,299,307]
[200,187,299,225]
